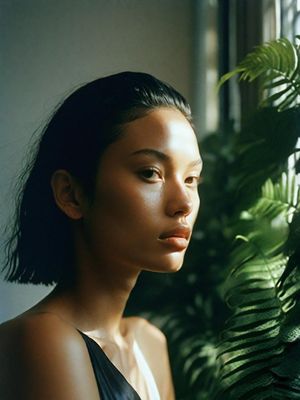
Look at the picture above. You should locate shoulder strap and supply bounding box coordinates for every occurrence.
[78,330,142,400]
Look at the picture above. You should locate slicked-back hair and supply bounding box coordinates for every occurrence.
[3,71,193,285]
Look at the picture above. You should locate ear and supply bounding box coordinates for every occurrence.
[51,170,85,220]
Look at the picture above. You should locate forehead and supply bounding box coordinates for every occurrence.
[114,107,201,162]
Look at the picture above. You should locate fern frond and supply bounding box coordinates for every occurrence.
[216,171,300,399]
[247,172,300,220]
[218,37,300,111]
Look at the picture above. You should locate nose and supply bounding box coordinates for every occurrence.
[165,181,194,217]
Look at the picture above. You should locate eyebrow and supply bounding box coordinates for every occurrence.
[130,148,203,168]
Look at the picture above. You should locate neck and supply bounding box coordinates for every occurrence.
[54,266,139,339]
[34,231,141,341]
[37,266,140,341]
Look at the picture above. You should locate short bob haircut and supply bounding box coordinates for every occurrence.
[3,71,194,286]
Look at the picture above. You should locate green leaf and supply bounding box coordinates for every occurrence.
[218,37,300,111]
[216,170,300,399]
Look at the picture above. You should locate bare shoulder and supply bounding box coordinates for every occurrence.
[125,316,175,400]
[0,311,80,348]
[0,312,85,364]
[0,313,99,400]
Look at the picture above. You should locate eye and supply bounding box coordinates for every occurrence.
[185,175,202,187]
[138,168,162,182]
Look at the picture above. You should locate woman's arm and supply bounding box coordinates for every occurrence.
[0,313,100,400]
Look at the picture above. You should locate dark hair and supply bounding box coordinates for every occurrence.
[3,71,193,285]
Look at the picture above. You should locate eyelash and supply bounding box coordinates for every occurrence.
[138,168,202,187]
[138,168,162,181]
[185,176,202,187]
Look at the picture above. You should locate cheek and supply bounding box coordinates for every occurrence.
[96,179,162,228]
[191,192,200,224]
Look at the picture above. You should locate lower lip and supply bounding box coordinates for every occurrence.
[158,237,188,251]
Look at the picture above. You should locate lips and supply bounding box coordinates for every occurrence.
[159,225,191,251]
[159,226,191,240]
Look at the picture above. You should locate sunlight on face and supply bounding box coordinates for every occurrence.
[82,108,202,274]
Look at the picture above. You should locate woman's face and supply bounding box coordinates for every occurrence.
[81,107,202,274]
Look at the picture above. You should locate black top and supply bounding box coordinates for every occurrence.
[78,330,142,400]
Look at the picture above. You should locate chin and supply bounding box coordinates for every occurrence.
[144,253,185,273]
[164,263,183,273]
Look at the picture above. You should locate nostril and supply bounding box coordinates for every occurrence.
[171,199,193,217]
[165,184,193,217]
[180,204,193,216]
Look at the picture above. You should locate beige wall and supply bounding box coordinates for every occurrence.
[0,0,194,322]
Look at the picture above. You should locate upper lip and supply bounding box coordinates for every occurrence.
[159,225,191,240]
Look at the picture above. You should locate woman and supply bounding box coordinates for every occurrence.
[0,72,202,399]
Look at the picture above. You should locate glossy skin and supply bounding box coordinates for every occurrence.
[0,107,202,400]
[79,107,201,276]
